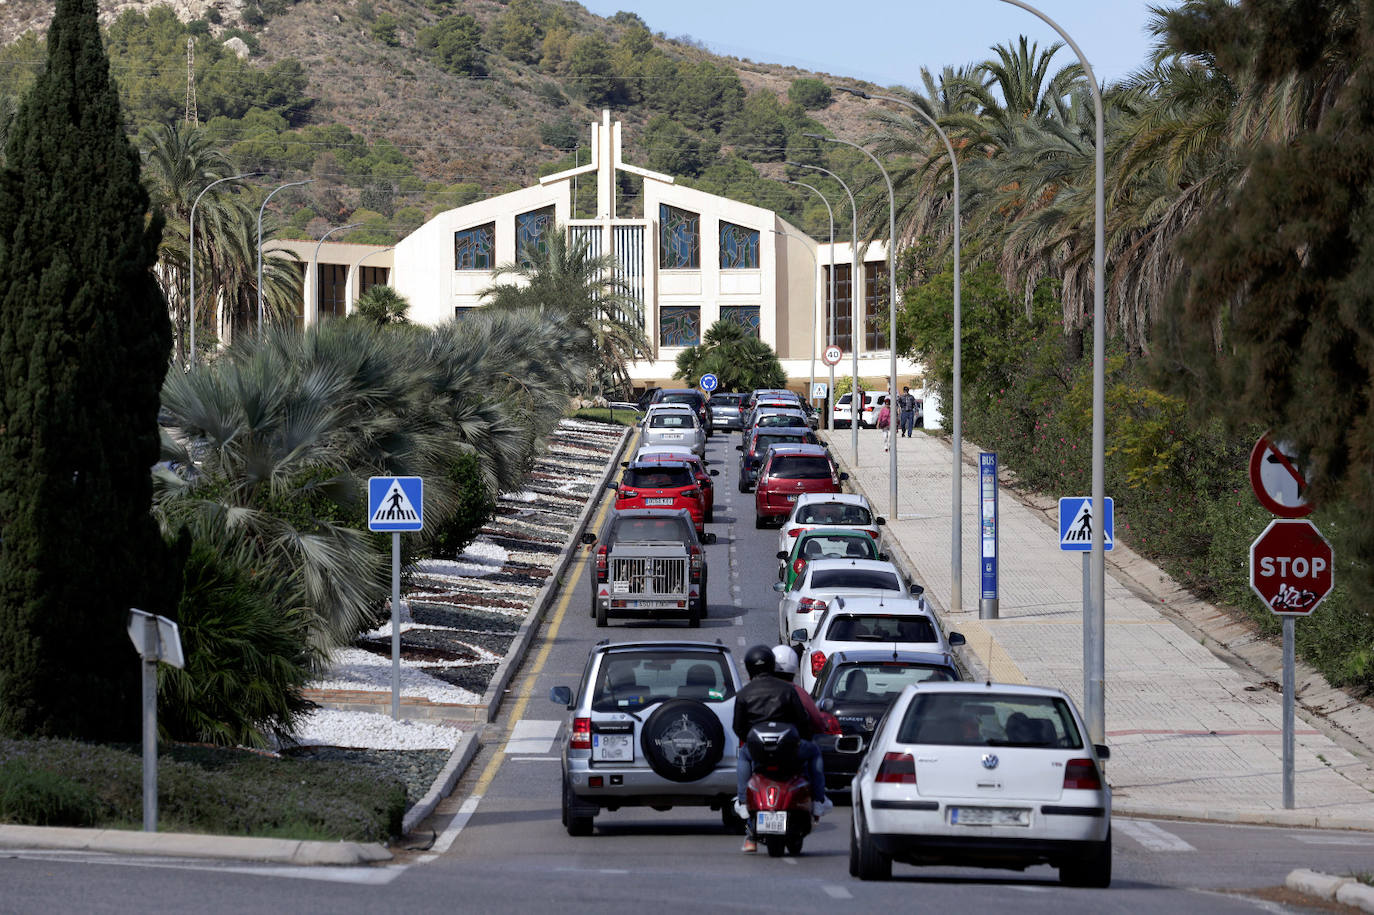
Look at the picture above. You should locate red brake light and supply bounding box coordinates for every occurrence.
[595,545,609,582]
[821,711,842,735]
[786,527,804,539]
[620,489,639,499]
[861,529,879,539]
[571,717,591,750]
[797,597,827,614]
[792,558,807,576]
[1063,758,1102,790]
[684,488,701,498]
[809,650,826,677]
[876,751,916,784]
[765,785,778,808]
[689,544,702,582]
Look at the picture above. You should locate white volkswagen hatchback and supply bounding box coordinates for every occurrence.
[773,557,922,646]
[848,681,1111,886]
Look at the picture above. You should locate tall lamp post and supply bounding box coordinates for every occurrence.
[771,228,819,399]
[257,178,313,335]
[787,161,860,464]
[996,0,1107,744]
[806,133,899,522]
[835,85,966,612]
[310,223,362,326]
[189,171,257,367]
[784,180,835,427]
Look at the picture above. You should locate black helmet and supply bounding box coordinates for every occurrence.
[744,644,776,678]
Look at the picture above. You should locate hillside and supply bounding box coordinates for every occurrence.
[0,0,893,242]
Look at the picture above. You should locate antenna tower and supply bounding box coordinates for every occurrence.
[184,36,199,126]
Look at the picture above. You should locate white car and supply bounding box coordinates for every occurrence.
[831,391,886,429]
[848,682,1112,886]
[641,406,706,458]
[790,594,963,691]
[775,492,885,558]
[773,557,921,646]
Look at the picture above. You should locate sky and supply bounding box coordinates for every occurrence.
[578,0,1170,90]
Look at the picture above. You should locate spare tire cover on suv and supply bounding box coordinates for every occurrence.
[640,699,726,783]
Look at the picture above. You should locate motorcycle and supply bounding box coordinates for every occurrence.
[744,721,813,857]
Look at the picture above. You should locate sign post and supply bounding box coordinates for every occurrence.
[369,476,425,719]
[979,453,999,619]
[1059,496,1114,743]
[126,609,184,832]
[1250,518,1333,808]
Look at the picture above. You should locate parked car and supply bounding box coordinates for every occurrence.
[610,461,706,535]
[549,639,745,835]
[848,682,1112,886]
[651,388,713,438]
[630,447,720,523]
[809,649,962,792]
[790,594,964,692]
[707,392,745,432]
[832,391,886,429]
[776,492,884,559]
[585,509,713,627]
[776,528,886,590]
[641,406,706,458]
[753,443,846,529]
[774,557,922,647]
[735,426,823,493]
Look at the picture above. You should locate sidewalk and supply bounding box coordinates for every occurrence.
[829,425,1374,828]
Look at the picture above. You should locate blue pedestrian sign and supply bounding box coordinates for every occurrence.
[1058,496,1113,551]
[699,373,718,393]
[369,476,424,532]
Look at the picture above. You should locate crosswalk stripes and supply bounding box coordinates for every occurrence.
[1117,819,1196,851]
[503,719,561,755]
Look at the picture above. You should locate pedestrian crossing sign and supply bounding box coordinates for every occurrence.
[368,476,424,532]
[1058,496,1113,551]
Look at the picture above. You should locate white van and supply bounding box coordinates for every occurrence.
[830,391,886,429]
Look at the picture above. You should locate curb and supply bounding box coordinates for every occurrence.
[1286,869,1374,913]
[1115,803,1374,831]
[401,729,481,835]
[0,823,392,866]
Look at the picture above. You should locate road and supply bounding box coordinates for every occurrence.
[2,428,1370,913]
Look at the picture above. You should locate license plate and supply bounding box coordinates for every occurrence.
[949,806,1030,827]
[786,494,799,502]
[756,811,787,834]
[645,497,674,506]
[663,433,683,440]
[592,733,632,762]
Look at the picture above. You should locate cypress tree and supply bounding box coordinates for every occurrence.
[0,0,177,739]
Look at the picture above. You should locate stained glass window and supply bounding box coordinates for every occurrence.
[720,305,761,338]
[719,222,760,269]
[454,222,494,270]
[659,305,701,347]
[659,205,700,269]
[516,206,555,267]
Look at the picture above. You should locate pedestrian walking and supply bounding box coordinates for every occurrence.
[897,387,918,437]
[876,397,892,450]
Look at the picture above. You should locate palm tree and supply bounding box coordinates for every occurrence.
[481,227,650,398]
[352,284,411,326]
[674,319,786,392]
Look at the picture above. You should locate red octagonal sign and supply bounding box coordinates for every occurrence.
[1250,520,1333,615]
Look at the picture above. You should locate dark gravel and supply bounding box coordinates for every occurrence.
[283,746,452,810]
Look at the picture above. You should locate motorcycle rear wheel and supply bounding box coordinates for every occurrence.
[765,836,786,858]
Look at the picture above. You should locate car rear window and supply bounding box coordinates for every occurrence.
[767,456,833,480]
[821,662,958,702]
[650,413,694,429]
[809,568,901,590]
[712,394,742,406]
[659,393,702,406]
[796,503,873,526]
[624,466,694,488]
[591,650,735,709]
[824,613,936,643]
[796,534,875,561]
[896,693,1084,748]
[757,413,805,427]
[610,516,692,543]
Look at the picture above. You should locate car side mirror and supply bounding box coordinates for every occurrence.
[581,532,597,545]
[878,552,890,562]
[549,686,572,707]
[791,628,809,642]
[709,469,719,476]
[839,472,849,481]
[818,697,836,712]
[606,482,619,491]
[620,460,629,467]
[948,631,966,646]
[1094,744,1111,760]
[776,550,788,560]
[910,583,924,596]
[702,532,718,545]
[876,517,887,526]
[835,735,864,754]
[735,445,744,451]
[772,581,786,592]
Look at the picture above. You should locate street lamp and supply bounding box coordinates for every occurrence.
[189,171,257,367]
[834,85,966,613]
[805,132,899,522]
[787,161,860,464]
[784,179,835,427]
[310,223,362,326]
[771,228,819,401]
[995,0,1107,746]
[257,178,313,335]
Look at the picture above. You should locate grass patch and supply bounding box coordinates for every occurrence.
[0,738,405,843]
[571,407,640,426]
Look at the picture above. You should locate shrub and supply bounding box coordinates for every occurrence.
[789,78,832,109]
[425,450,495,559]
[0,760,100,826]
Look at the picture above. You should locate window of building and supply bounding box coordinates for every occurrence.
[659,205,700,269]
[659,305,701,347]
[454,223,495,270]
[719,222,759,269]
[318,263,348,320]
[720,305,761,338]
[864,260,889,351]
[358,266,389,296]
[517,206,556,267]
[824,264,854,351]
[454,306,475,321]
[290,262,306,330]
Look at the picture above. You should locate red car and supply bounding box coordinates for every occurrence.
[736,426,823,493]
[631,450,720,523]
[609,461,706,534]
[754,444,847,529]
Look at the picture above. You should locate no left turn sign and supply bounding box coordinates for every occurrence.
[1249,434,1312,518]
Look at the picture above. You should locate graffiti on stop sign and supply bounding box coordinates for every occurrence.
[1249,519,1333,616]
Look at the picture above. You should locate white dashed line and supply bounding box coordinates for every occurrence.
[1117,819,1195,851]
[822,885,852,899]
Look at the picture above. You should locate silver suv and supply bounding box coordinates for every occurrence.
[549,640,747,836]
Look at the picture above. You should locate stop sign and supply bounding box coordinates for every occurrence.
[1249,519,1333,615]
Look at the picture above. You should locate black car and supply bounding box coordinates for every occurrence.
[735,426,823,492]
[810,649,961,792]
[652,388,713,438]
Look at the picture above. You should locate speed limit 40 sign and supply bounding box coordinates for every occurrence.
[822,345,843,366]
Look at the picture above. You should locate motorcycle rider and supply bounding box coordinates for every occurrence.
[732,645,831,853]
[770,644,834,819]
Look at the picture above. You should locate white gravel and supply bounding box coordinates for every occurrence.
[291,708,462,750]
[312,647,485,705]
[414,541,509,579]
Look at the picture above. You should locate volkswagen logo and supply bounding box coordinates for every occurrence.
[981,753,999,770]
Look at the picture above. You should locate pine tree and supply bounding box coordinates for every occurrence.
[0,0,178,739]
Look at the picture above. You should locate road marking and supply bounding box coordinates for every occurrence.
[782,857,797,866]
[0,851,407,886]
[504,719,560,754]
[507,756,561,761]
[1117,819,1195,851]
[1290,833,1374,845]
[737,637,747,647]
[1007,885,1051,893]
[428,795,482,856]
[732,617,742,626]
[822,885,852,899]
